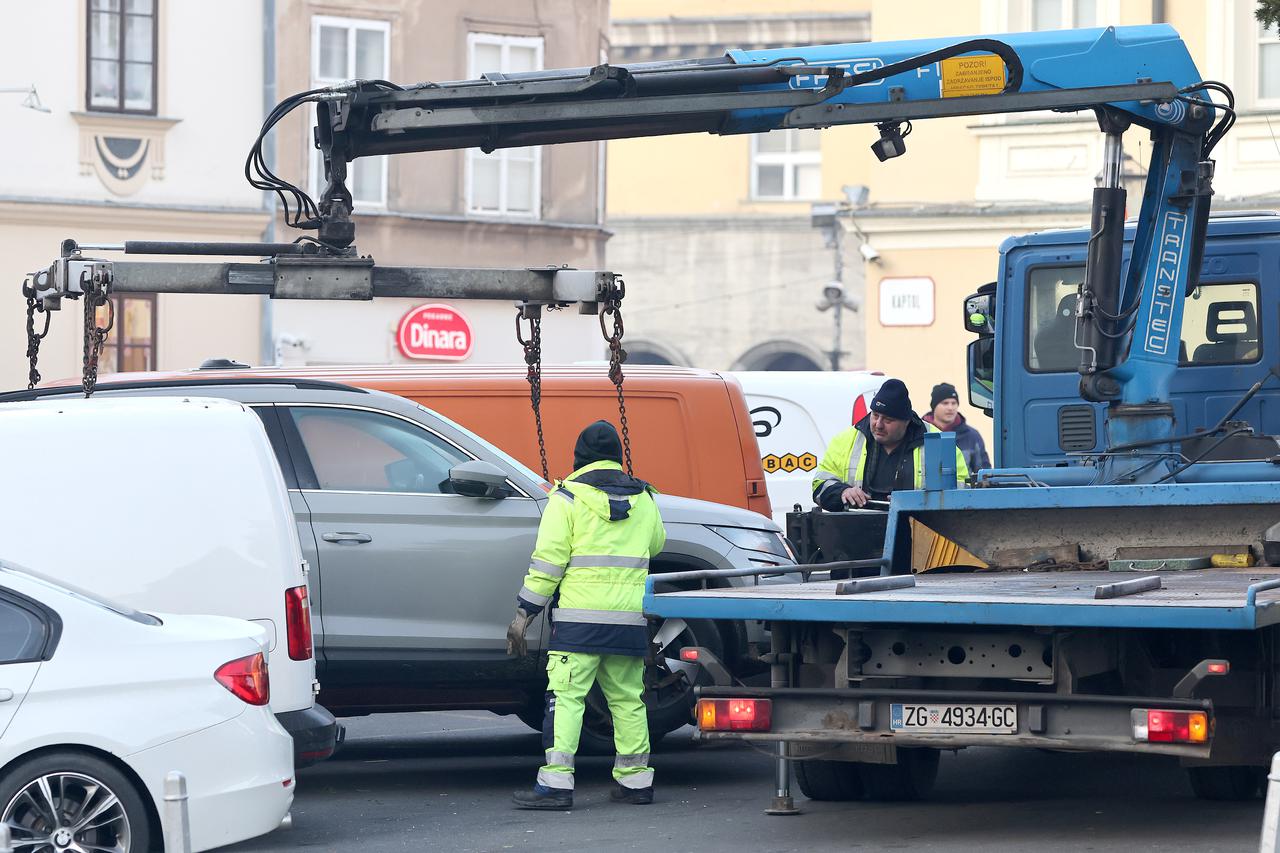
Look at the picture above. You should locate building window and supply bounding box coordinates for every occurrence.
[96,293,157,373]
[1029,0,1097,29]
[466,33,544,218]
[311,16,390,207]
[751,130,821,201]
[86,0,157,114]
[1261,20,1280,102]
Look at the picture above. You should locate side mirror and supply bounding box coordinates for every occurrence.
[964,287,996,335]
[967,338,995,416]
[448,460,513,499]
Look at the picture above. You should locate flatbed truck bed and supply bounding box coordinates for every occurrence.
[645,568,1280,631]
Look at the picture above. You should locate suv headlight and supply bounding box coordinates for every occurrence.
[708,526,793,560]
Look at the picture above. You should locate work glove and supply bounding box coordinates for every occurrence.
[506,606,534,657]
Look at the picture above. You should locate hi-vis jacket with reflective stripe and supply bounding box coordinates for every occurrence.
[811,415,969,511]
[516,460,666,657]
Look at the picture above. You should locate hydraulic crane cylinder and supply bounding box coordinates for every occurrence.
[1078,131,1128,397]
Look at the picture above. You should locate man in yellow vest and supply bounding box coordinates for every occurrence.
[812,378,968,509]
[507,420,666,810]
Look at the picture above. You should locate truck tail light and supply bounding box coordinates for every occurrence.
[285,585,313,661]
[216,653,271,706]
[1131,709,1209,743]
[697,698,772,732]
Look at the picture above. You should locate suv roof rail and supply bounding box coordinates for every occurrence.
[0,376,369,403]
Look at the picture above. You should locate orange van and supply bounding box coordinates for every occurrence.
[58,363,772,518]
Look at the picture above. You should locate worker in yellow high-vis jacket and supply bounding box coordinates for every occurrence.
[507,420,666,810]
[812,378,969,510]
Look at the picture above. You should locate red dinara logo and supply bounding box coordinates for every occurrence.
[396,304,474,361]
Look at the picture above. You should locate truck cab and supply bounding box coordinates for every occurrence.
[969,211,1280,469]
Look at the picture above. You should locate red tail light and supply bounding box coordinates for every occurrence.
[852,394,868,425]
[1131,708,1209,743]
[697,698,772,732]
[216,652,270,706]
[285,585,313,661]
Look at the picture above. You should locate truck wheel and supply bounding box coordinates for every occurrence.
[794,760,864,801]
[860,748,940,801]
[1187,765,1265,801]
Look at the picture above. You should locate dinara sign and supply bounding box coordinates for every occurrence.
[396,304,474,361]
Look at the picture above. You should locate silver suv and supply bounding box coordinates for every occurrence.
[5,375,792,744]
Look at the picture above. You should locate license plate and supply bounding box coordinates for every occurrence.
[890,703,1017,734]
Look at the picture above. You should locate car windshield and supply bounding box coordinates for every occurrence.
[0,560,161,626]
[415,403,551,488]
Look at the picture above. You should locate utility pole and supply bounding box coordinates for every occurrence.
[811,202,859,371]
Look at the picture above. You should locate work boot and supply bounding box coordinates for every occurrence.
[609,784,654,805]
[512,784,573,810]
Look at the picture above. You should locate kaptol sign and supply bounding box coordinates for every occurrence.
[396,304,474,361]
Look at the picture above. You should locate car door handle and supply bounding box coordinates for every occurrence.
[0,690,15,702]
[322,532,373,544]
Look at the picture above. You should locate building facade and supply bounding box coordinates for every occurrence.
[0,0,612,395]
[268,0,612,368]
[606,0,874,371]
[0,0,270,392]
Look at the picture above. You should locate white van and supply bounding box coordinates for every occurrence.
[730,371,885,526]
[0,396,336,766]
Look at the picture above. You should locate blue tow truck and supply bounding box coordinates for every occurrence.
[628,30,1280,807]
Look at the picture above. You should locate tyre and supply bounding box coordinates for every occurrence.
[859,748,940,801]
[0,751,153,853]
[794,759,865,801]
[1188,765,1265,801]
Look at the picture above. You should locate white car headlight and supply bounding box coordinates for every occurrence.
[708,525,792,560]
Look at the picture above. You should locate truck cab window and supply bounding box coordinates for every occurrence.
[1027,269,1261,371]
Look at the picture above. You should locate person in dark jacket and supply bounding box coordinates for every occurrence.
[812,379,968,510]
[922,382,990,472]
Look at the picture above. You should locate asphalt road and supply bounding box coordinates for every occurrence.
[226,711,1267,853]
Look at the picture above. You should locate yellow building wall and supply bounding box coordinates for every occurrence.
[612,0,868,17]
[607,0,876,217]
[863,244,997,441]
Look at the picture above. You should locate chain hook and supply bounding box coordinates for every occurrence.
[598,278,633,475]
[516,304,550,482]
[81,268,114,398]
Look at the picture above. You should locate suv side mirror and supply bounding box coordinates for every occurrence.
[448,460,513,499]
[967,338,995,416]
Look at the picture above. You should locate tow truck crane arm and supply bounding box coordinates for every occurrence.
[30,25,1233,478]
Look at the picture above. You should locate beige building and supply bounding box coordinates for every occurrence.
[268,0,612,367]
[606,0,1280,448]
[0,0,269,392]
[607,0,874,371]
[0,0,612,395]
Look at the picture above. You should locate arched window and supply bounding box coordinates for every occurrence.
[734,340,828,372]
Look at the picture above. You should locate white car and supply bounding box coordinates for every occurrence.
[0,561,294,852]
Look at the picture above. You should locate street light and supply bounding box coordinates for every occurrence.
[1,85,50,113]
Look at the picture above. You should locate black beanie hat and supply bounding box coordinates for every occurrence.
[930,382,959,411]
[573,420,624,470]
[870,379,913,421]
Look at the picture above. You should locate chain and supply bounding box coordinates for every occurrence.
[599,278,633,476]
[516,306,549,481]
[81,271,114,398]
[22,276,51,390]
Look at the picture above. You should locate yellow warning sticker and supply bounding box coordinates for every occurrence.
[940,54,1006,98]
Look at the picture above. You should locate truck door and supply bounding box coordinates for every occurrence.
[1004,238,1278,468]
[275,404,543,687]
